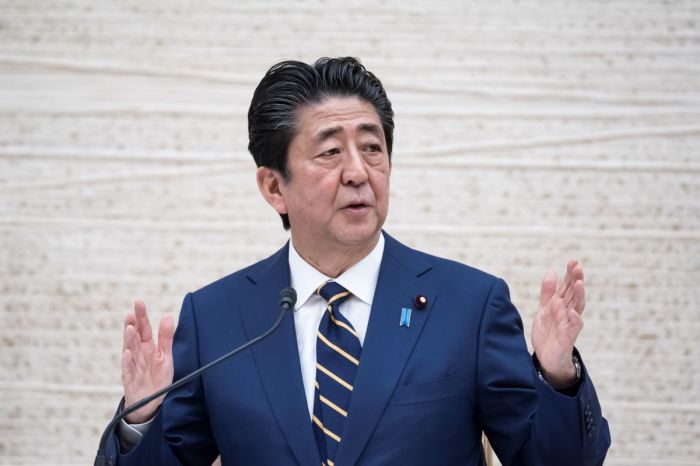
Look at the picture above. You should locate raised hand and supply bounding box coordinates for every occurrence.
[531,260,586,388]
[121,300,175,423]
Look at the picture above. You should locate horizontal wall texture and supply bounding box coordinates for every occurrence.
[0,1,698,464]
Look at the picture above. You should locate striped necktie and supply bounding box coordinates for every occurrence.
[312,281,361,466]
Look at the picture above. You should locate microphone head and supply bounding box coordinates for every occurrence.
[279,287,297,311]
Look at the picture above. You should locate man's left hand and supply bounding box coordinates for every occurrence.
[531,259,585,388]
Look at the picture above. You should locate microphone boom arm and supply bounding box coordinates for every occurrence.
[94,287,296,466]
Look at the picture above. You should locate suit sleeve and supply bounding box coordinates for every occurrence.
[475,278,610,466]
[105,293,219,466]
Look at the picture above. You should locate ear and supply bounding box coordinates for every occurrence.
[256,166,288,215]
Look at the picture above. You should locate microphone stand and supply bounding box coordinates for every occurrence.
[94,287,296,466]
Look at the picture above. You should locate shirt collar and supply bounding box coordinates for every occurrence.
[288,233,385,311]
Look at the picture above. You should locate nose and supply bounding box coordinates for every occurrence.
[341,147,369,186]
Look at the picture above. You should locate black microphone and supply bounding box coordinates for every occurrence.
[94,287,297,466]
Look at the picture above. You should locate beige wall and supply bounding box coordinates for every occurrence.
[1,1,698,464]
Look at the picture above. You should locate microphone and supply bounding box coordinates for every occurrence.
[94,287,297,466]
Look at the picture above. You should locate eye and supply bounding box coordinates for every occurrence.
[319,148,340,158]
[363,144,382,153]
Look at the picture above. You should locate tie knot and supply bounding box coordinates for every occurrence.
[316,281,351,307]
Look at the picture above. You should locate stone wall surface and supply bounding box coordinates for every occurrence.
[0,1,698,465]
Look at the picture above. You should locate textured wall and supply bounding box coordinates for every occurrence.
[1,1,699,465]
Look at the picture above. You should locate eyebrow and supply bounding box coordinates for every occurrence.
[314,123,384,144]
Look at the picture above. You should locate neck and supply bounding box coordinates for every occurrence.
[291,233,380,278]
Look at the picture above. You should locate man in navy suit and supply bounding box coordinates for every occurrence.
[107,57,610,465]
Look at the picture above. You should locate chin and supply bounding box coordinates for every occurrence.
[334,224,382,247]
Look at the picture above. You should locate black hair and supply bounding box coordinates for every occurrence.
[248,57,394,230]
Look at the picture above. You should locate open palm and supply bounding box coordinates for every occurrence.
[121,300,175,423]
[531,260,586,387]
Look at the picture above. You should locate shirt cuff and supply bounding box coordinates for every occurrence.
[532,348,585,396]
[115,412,155,453]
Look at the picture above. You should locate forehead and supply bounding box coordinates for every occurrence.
[294,96,384,142]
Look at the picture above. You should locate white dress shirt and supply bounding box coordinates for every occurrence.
[289,233,384,418]
[118,234,385,445]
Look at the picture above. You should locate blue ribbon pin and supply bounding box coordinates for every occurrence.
[399,308,412,327]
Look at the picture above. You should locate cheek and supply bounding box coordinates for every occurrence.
[372,172,391,203]
[295,177,337,212]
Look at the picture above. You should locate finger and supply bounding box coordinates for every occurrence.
[572,279,586,314]
[564,275,583,310]
[124,311,136,328]
[157,313,175,357]
[123,312,137,352]
[563,261,585,307]
[539,271,557,308]
[557,259,580,297]
[122,348,145,408]
[123,324,141,360]
[573,261,584,280]
[566,308,584,340]
[134,299,153,343]
[553,293,569,323]
[557,267,570,298]
[563,285,575,308]
[122,348,135,384]
[556,261,572,296]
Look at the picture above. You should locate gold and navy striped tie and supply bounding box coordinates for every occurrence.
[312,281,361,466]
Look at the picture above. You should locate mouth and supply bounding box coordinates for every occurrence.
[343,202,370,213]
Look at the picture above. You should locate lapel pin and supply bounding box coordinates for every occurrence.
[415,294,428,310]
[399,307,412,327]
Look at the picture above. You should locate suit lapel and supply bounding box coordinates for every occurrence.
[237,244,320,466]
[335,234,436,466]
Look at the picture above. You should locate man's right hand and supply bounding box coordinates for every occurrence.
[121,300,175,423]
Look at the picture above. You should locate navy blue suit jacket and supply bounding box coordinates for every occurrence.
[108,232,610,465]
